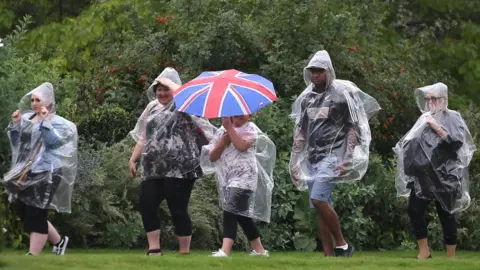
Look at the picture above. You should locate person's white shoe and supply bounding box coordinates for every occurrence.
[209,249,228,257]
[249,250,269,257]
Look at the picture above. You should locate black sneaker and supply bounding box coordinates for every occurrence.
[334,244,354,257]
[55,236,69,256]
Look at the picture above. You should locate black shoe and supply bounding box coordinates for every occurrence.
[334,244,354,257]
[55,236,69,256]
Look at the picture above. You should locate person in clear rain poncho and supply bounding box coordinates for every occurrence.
[3,82,78,256]
[394,82,476,259]
[128,68,217,256]
[289,50,380,257]
[200,115,276,257]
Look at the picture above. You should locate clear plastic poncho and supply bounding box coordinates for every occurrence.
[129,67,182,144]
[3,83,78,213]
[200,121,276,223]
[393,82,476,213]
[129,76,217,180]
[289,50,380,190]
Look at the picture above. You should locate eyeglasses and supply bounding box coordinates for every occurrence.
[30,98,41,103]
[425,97,441,102]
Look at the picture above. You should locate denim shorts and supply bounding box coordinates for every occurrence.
[307,156,338,208]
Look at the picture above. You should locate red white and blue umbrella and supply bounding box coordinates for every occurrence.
[173,69,277,118]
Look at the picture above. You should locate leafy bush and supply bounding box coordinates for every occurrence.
[77,105,137,146]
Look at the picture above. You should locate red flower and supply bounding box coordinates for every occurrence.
[116,52,120,57]
[383,123,388,129]
[380,84,385,89]
[138,53,143,57]
[136,77,146,85]
[399,66,405,73]
[156,16,167,24]
[108,67,117,73]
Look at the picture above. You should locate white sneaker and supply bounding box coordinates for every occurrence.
[209,249,228,257]
[249,250,269,257]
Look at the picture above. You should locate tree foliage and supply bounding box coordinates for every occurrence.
[1,0,479,251]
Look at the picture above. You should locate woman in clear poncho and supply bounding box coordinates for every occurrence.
[200,115,275,257]
[394,82,476,259]
[128,68,216,256]
[3,82,77,255]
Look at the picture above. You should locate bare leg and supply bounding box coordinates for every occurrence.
[29,233,48,255]
[47,221,61,245]
[317,212,334,256]
[312,200,346,247]
[221,238,235,255]
[146,230,162,256]
[249,237,265,253]
[177,235,191,254]
[446,244,456,258]
[417,238,430,259]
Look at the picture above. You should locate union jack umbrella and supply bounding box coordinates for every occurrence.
[173,69,277,118]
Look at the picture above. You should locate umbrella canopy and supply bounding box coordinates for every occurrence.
[173,69,277,118]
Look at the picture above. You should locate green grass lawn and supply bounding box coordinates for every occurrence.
[1,249,480,270]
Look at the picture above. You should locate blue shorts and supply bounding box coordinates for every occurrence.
[307,181,336,208]
[307,156,338,208]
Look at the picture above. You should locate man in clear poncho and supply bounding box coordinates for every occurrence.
[3,82,77,255]
[289,50,380,257]
[128,68,217,256]
[394,82,476,259]
[200,116,275,257]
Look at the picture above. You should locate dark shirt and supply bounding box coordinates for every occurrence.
[298,87,356,163]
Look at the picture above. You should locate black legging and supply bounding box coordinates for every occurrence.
[14,170,63,234]
[139,177,195,236]
[408,188,457,245]
[223,211,260,241]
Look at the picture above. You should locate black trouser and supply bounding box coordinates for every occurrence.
[222,187,260,241]
[16,201,48,234]
[408,188,457,245]
[139,177,195,236]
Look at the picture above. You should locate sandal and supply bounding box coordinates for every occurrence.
[146,249,163,256]
[416,254,432,260]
